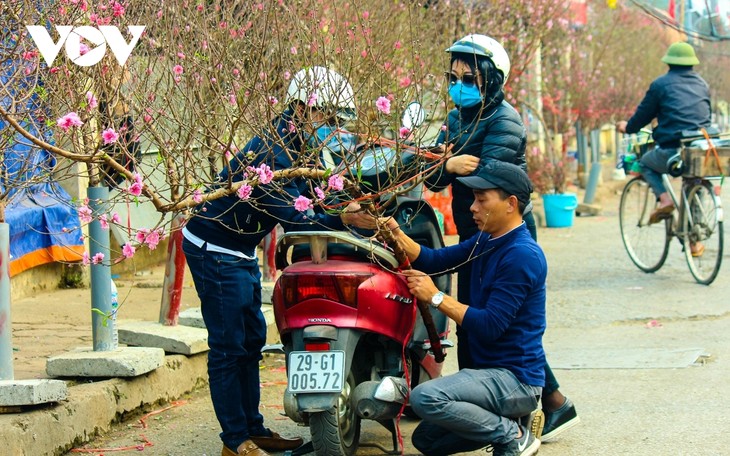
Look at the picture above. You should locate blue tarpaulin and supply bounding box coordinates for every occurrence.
[2,38,84,276]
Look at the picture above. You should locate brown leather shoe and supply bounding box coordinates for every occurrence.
[250,431,304,451]
[222,440,270,456]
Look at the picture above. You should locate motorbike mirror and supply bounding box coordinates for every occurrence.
[401,102,425,131]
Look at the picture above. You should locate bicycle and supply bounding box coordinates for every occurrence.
[618,130,727,285]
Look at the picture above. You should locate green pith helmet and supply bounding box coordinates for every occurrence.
[661,42,700,66]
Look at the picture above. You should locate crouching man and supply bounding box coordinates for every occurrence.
[387,161,547,456]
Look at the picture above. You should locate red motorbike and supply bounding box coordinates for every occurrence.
[270,104,452,455]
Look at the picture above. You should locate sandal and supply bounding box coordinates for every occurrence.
[648,205,674,224]
[691,243,705,257]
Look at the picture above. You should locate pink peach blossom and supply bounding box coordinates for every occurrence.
[78,205,93,224]
[86,91,98,109]
[122,242,136,258]
[375,96,391,115]
[102,128,119,144]
[128,181,143,196]
[112,1,125,16]
[294,195,313,212]
[135,228,149,244]
[254,164,274,184]
[193,189,203,203]
[57,112,83,132]
[237,184,253,200]
[144,230,161,250]
[327,175,344,191]
[92,252,105,265]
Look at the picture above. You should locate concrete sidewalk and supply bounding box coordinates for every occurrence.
[1,262,280,455]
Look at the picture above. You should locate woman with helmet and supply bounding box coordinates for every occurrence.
[416,34,579,453]
[182,66,374,456]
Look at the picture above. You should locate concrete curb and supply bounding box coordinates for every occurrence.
[1,353,208,455]
[1,312,281,455]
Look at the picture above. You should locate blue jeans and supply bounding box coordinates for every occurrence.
[410,368,541,455]
[640,147,679,197]
[182,238,268,450]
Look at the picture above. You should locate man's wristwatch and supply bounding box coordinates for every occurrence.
[430,291,445,308]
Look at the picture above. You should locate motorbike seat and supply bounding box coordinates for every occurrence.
[290,242,379,265]
[275,231,399,270]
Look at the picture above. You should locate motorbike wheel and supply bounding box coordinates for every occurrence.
[309,371,361,456]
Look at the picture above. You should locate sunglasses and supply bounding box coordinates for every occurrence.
[445,71,478,87]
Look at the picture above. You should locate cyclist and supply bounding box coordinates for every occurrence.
[616,42,711,256]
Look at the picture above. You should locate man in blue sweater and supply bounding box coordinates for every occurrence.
[182,67,374,456]
[617,42,711,239]
[386,161,546,456]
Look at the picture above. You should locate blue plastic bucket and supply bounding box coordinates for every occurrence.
[542,193,578,228]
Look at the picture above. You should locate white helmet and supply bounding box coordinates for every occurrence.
[286,66,356,120]
[446,34,511,85]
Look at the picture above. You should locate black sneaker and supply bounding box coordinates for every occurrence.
[541,397,580,443]
[492,425,540,456]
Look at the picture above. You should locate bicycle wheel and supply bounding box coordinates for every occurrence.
[682,181,723,285]
[619,176,671,272]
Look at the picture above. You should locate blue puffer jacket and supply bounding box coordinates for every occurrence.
[625,67,711,148]
[426,94,527,237]
[185,109,344,254]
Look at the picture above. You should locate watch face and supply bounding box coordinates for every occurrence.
[431,292,444,307]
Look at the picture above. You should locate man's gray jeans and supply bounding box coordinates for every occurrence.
[410,368,541,455]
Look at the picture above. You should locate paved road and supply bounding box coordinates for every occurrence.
[66,181,730,455]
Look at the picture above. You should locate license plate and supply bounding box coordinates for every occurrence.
[287,351,345,393]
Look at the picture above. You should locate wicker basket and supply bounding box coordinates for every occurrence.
[682,146,730,177]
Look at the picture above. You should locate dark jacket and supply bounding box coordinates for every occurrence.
[625,67,711,148]
[412,224,547,387]
[426,95,527,238]
[185,109,343,254]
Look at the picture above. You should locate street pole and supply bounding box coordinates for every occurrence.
[583,129,602,205]
[88,186,114,351]
[0,219,14,380]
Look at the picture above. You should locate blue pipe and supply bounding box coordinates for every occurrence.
[88,186,114,351]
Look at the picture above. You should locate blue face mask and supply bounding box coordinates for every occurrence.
[304,124,357,167]
[448,81,483,108]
